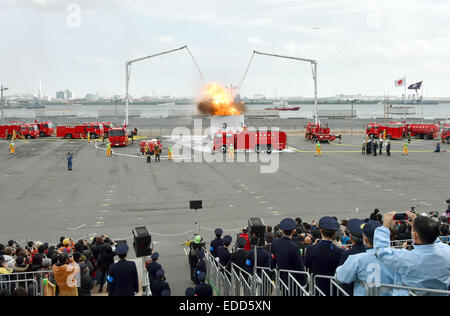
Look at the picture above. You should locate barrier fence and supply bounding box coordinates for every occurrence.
[0,270,52,296]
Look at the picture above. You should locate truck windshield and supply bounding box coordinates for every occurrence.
[215,134,222,139]
[226,134,232,138]
[109,129,125,136]
[28,127,34,131]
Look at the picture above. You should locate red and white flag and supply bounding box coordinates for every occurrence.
[395,77,406,87]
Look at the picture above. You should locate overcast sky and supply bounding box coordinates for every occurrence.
[1,0,449,98]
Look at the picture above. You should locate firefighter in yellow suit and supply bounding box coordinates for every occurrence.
[402,140,409,156]
[87,132,91,143]
[9,141,15,154]
[106,142,112,157]
[315,141,322,157]
[228,143,234,160]
[12,130,16,141]
[168,144,173,160]
[383,129,387,140]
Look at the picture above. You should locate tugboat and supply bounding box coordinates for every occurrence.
[265,100,300,111]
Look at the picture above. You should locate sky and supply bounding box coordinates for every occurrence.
[1,0,450,98]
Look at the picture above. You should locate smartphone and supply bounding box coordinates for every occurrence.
[393,213,408,221]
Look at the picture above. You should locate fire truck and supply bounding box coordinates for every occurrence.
[101,122,113,137]
[406,123,440,140]
[442,124,450,143]
[366,122,407,140]
[9,120,55,137]
[56,123,104,139]
[213,130,287,153]
[108,127,128,147]
[0,124,40,139]
[305,122,341,143]
[140,139,163,155]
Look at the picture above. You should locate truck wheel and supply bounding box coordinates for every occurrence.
[255,145,261,153]
[25,135,31,139]
[267,145,272,154]
[387,135,392,140]
[423,134,431,140]
[369,134,374,139]
[65,134,72,139]
[7,135,12,140]
[221,145,227,153]
[91,133,97,139]
[39,132,45,137]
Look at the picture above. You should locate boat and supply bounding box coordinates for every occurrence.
[265,105,300,111]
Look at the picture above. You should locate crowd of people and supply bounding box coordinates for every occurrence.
[1,199,449,297]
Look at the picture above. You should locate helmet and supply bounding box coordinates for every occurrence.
[193,235,202,244]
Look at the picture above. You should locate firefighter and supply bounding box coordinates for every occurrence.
[407,132,411,143]
[87,132,91,143]
[228,143,234,160]
[379,137,383,155]
[386,140,391,156]
[383,130,387,140]
[12,130,16,141]
[434,142,441,153]
[361,140,366,155]
[402,140,409,156]
[373,140,378,156]
[155,144,161,162]
[106,141,112,157]
[168,144,173,160]
[67,153,73,171]
[146,147,152,163]
[366,139,372,155]
[9,141,15,154]
[315,141,322,157]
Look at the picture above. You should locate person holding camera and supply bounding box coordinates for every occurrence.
[373,211,450,295]
[52,253,80,296]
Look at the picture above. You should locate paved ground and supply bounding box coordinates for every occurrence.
[0,129,449,295]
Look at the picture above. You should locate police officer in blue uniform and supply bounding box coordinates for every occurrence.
[210,228,224,258]
[227,237,249,272]
[194,250,206,285]
[304,216,344,296]
[246,235,271,276]
[106,244,139,296]
[195,272,213,296]
[271,218,307,286]
[147,252,162,284]
[217,235,232,268]
[150,269,171,296]
[338,219,366,295]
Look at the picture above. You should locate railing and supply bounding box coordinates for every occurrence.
[367,283,450,296]
[0,270,52,296]
[312,274,350,296]
[0,279,39,296]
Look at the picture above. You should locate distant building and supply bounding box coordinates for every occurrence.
[56,89,73,100]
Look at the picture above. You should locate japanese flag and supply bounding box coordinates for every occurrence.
[395,77,406,87]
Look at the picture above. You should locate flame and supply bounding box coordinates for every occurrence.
[197,83,246,116]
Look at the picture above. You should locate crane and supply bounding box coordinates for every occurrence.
[124,45,205,126]
[239,50,319,124]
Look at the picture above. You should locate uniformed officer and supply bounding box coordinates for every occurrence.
[9,141,15,154]
[246,235,271,277]
[271,218,307,286]
[335,220,396,296]
[106,244,139,296]
[402,140,409,156]
[150,269,171,296]
[315,141,322,157]
[373,140,378,156]
[361,140,366,155]
[379,137,383,155]
[338,218,366,296]
[386,140,391,156]
[195,272,213,296]
[188,235,205,283]
[106,142,112,157]
[366,139,372,155]
[168,144,174,160]
[304,216,344,296]
[227,237,249,272]
[217,235,232,269]
[210,228,224,258]
[67,152,73,171]
[147,252,162,284]
[194,250,206,285]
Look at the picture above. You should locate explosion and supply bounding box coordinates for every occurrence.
[197,83,246,116]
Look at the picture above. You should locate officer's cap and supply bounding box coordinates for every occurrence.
[318,216,340,231]
[223,235,232,245]
[362,220,381,241]
[280,218,296,231]
[156,269,165,277]
[151,252,159,260]
[347,219,364,237]
[198,271,206,281]
[214,228,223,236]
[115,244,129,256]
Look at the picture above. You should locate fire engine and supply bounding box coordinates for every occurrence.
[9,120,55,137]
[108,127,128,147]
[56,123,105,139]
[366,122,407,140]
[305,122,341,143]
[0,124,40,139]
[101,122,113,137]
[406,123,439,140]
[213,130,287,153]
[140,139,163,155]
[442,124,450,143]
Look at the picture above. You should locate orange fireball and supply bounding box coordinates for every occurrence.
[197,83,246,116]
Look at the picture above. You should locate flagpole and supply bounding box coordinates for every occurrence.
[404,75,407,104]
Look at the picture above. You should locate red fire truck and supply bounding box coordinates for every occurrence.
[0,124,40,139]
[213,130,287,153]
[56,123,105,139]
[305,122,341,143]
[442,124,450,143]
[34,121,55,137]
[366,122,407,140]
[140,139,163,154]
[108,127,128,147]
[406,123,440,140]
[101,122,113,137]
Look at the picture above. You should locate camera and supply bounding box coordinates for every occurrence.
[393,213,408,221]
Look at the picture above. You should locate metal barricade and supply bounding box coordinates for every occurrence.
[0,279,39,296]
[205,252,232,296]
[253,267,276,296]
[0,270,52,296]
[368,283,450,296]
[230,263,252,296]
[312,275,350,296]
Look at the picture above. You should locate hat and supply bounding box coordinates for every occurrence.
[318,216,340,231]
[223,235,232,245]
[236,237,247,248]
[197,250,205,259]
[151,252,159,260]
[185,287,196,296]
[214,228,223,236]
[362,220,381,241]
[280,218,296,231]
[63,238,70,246]
[347,219,364,237]
[198,271,206,281]
[34,241,43,248]
[115,244,129,256]
[193,235,202,244]
[156,269,165,277]
[42,258,52,268]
